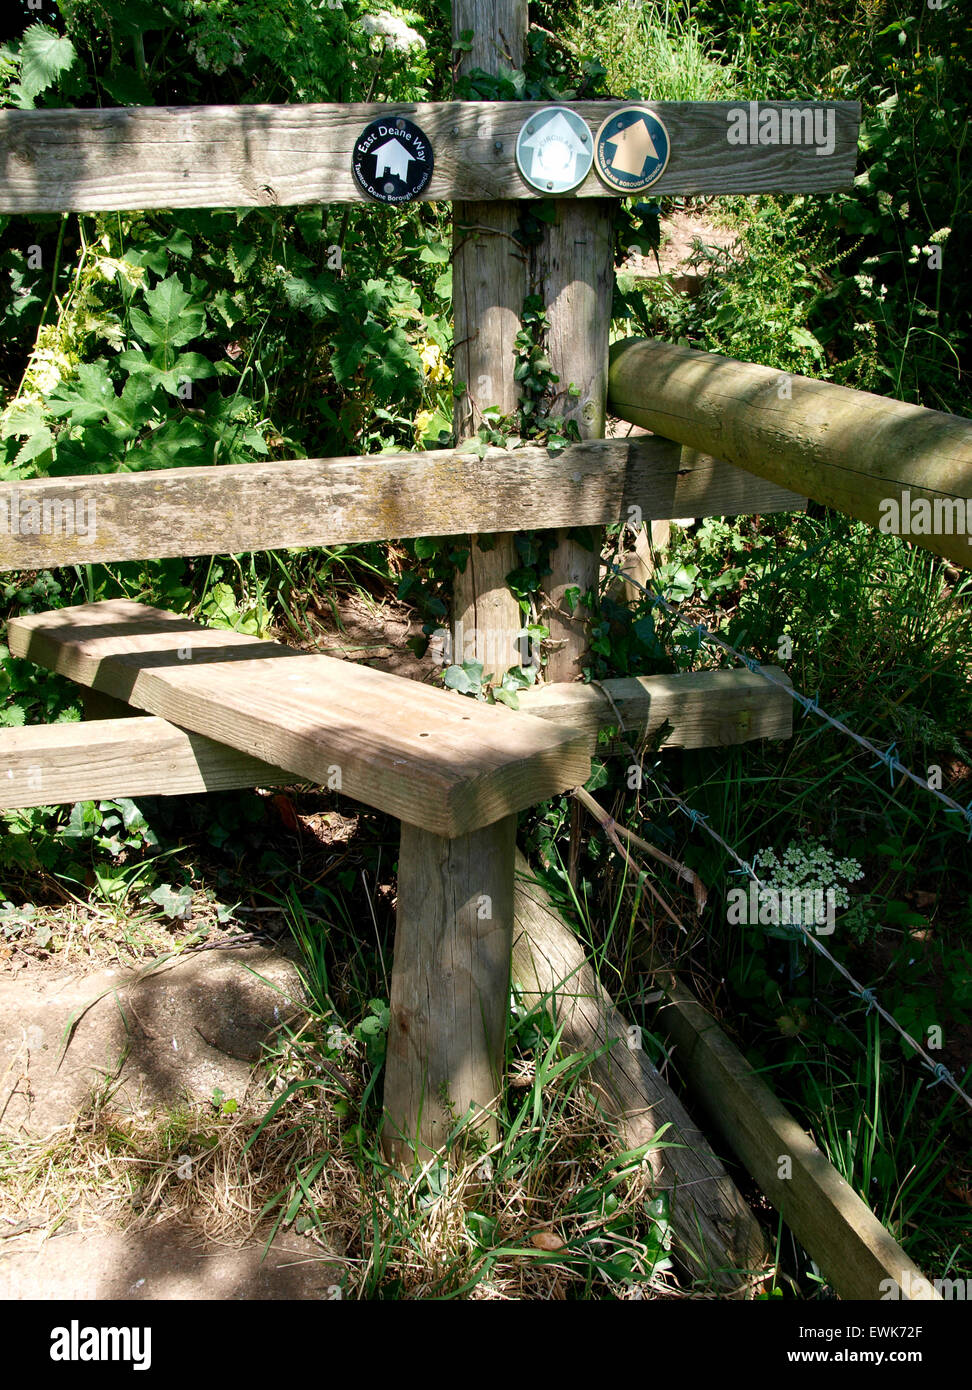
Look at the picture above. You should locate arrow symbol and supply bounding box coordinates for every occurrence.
[606,117,659,176]
[520,112,584,184]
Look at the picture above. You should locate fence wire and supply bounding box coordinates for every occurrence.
[592,560,972,1111]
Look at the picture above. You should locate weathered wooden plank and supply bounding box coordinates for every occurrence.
[384,816,516,1164]
[0,438,804,572]
[449,1,529,688]
[538,200,615,683]
[653,974,942,1300]
[6,599,591,837]
[610,337,972,570]
[0,716,292,809]
[518,667,793,746]
[512,851,769,1291]
[0,101,860,212]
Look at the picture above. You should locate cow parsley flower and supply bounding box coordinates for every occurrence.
[360,12,426,52]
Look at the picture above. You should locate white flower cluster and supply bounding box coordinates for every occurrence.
[359,11,426,51]
[187,35,245,75]
[754,839,864,911]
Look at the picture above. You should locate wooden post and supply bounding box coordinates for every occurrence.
[383,816,516,1164]
[451,0,528,679]
[535,202,615,683]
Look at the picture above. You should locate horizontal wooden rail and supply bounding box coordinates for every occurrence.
[0,438,804,572]
[0,101,859,212]
[609,338,972,569]
[0,715,292,808]
[0,669,790,811]
[518,666,793,745]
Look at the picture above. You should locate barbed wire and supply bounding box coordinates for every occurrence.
[604,561,972,839]
[590,562,972,1111]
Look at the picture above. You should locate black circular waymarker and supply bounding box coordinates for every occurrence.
[351,116,434,204]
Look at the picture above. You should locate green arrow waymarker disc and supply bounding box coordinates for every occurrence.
[594,107,671,193]
[515,106,593,194]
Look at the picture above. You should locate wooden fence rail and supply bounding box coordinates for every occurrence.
[609,338,972,569]
[0,437,803,572]
[0,101,859,212]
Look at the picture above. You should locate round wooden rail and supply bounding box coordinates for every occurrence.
[608,338,972,569]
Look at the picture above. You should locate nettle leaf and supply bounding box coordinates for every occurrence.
[14,428,54,469]
[17,24,78,105]
[129,275,205,354]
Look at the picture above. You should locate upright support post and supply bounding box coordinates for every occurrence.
[535,202,615,682]
[451,0,528,677]
[383,816,516,1165]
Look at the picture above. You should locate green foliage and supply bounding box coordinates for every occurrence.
[561,0,737,102]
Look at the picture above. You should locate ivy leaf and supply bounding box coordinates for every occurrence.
[443,661,483,696]
[148,882,194,921]
[16,24,78,106]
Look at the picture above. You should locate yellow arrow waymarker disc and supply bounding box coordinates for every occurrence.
[594,107,671,193]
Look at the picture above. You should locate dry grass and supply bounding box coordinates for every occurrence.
[0,1024,685,1300]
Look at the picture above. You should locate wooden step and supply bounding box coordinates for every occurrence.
[7,600,591,838]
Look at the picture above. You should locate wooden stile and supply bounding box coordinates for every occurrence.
[0,667,790,812]
[654,977,943,1300]
[384,817,517,1163]
[536,200,615,683]
[519,665,793,745]
[0,715,293,808]
[6,598,590,838]
[512,852,770,1290]
[449,0,529,689]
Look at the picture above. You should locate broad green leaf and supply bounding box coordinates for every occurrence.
[18,24,78,104]
[129,275,205,355]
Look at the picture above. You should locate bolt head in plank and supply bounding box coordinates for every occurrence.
[7,599,591,838]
